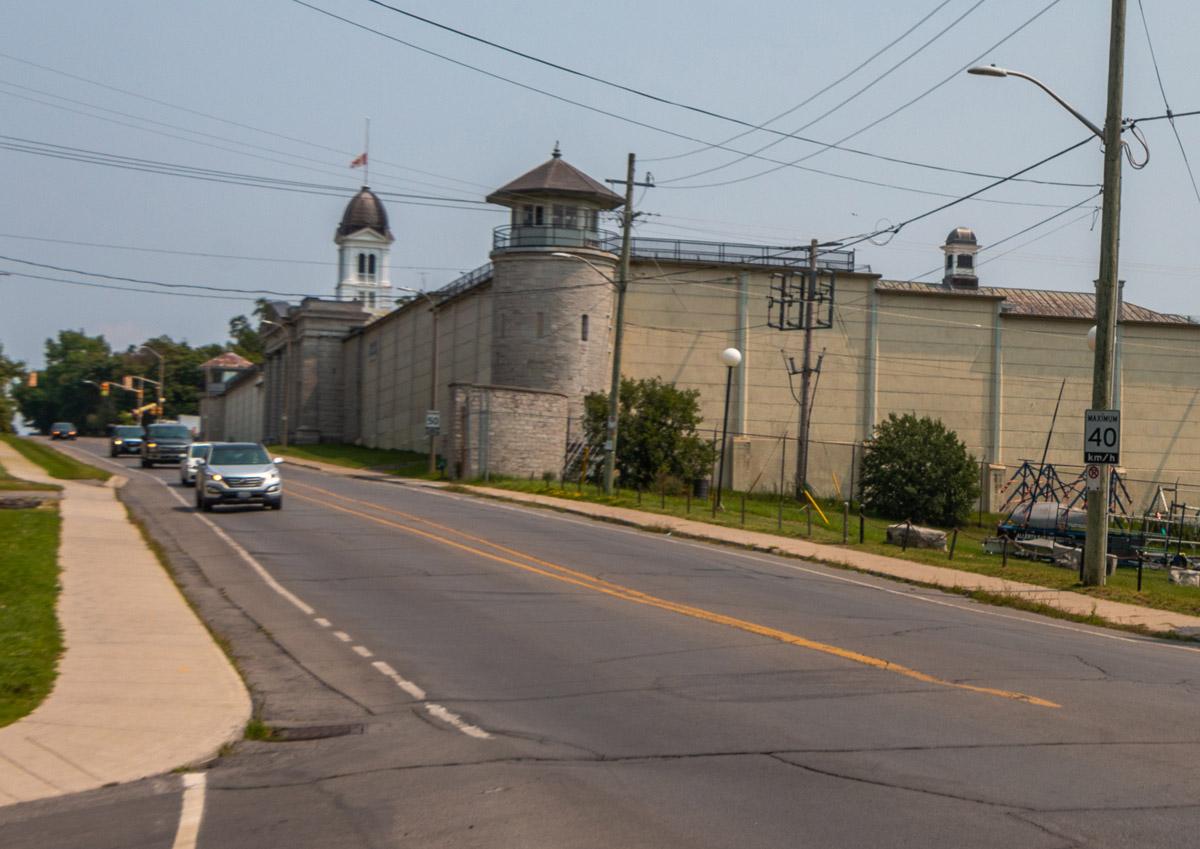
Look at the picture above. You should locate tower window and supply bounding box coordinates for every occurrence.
[945,255,953,272]
[581,314,589,341]
[956,254,974,269]
[357,253,367,280]
[581,209,598,231]
[520,204,545,226]
[552,204,579,229]
[367,253,377,280]
[536,312,545,338]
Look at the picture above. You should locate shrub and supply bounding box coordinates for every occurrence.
[858,413,981,526]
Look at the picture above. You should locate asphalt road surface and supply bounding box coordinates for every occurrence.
[5,438,1200,848]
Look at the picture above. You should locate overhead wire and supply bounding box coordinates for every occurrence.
[1133,0,1200,208]
[662,0,990,183]
[288,0,1088,191]
[667,0,1069,189]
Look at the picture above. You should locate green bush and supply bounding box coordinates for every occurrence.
[858,413,981,526]
[584,377,715,490]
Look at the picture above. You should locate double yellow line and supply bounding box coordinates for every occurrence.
[288,481,1059,709]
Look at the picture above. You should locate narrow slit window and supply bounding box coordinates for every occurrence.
[581,314,589,341]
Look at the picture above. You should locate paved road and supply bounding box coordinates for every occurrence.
[6,439,1200,848]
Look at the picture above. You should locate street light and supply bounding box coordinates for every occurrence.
[550,251,625,494]
[260,320,292,449]
[395,286,440,476]
[969,15,1126,587]
[715,347,742,510]
[137,345,164,419]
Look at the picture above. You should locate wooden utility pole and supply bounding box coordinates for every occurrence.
[1083,0,1127,587]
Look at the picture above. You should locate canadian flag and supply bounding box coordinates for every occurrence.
[350,153,367,168]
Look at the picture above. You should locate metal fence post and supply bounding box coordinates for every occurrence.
[842,502,849,543]
[948,527,958,561]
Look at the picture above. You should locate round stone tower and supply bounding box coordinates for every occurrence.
[485,148,625,417]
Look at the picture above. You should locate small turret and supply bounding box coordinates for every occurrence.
[942,227,979,289]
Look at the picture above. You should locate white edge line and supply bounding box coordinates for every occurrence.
[371,661,426,700]
[165,482,316,616]
[425,704,490,739]
[171,772,206,849]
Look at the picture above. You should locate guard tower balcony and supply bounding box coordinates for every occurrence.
[492,224,619,253]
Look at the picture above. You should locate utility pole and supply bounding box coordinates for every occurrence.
[1083,0,1127,587]
[602,153,652,495]
[796,239,818,496]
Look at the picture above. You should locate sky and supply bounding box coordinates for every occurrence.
[4,0,1200,370]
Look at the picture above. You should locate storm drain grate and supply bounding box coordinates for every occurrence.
[271,724,364,742]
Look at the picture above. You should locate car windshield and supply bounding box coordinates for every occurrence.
[115,426,143,437]
[53,423,74,430]
[188,444,210,458]
[148,426,191,439]
[209,445,270,466]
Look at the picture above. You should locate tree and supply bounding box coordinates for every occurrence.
[0,345,25,434]
[858,413,982,527]
[14,330,116,435]
[228,314,264,364]
[120,336,225,419]
[584,377,715,490]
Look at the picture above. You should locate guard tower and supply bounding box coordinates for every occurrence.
[942,227,980,289]
[485,147,625,413]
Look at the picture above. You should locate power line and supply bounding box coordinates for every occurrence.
[289,0,1088,191]
[0,254,321,297]
[662,0,989,184]
[668,0,1069,190]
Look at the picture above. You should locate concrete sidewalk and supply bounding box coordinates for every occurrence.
[0,440,249,807]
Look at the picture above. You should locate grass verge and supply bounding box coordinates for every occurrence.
[0,507,63,727]
[1,435,110,482]
[268,442,431,477]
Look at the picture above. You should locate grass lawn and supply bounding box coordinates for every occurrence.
[0,508,62,726]
[269,443,431,477]
[1,435,110,482]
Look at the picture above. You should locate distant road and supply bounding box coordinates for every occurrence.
[9,437,1200,849]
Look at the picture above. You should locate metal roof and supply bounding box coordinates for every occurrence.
[486,151,624,209]
[337,186,392,239]
[877,281,1196,325]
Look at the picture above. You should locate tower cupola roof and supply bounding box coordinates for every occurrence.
[337,186,392,239]
[486,149,623,209]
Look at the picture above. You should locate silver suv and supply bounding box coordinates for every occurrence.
[195,443,284,511]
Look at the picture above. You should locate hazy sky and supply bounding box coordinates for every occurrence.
[4,0,1200,369]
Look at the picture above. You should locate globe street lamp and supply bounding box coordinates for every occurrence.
[968,6,1127,587]
[715,347,742,510]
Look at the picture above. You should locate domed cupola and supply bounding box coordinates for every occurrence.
[335,186,395,317]
[941,226,979,289]
[338,186,392,239]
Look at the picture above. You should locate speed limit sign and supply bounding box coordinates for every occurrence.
[1084,409,1120,464]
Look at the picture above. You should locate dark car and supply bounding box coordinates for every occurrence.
[50,422,77,440]
[140,422,193,467]
[109,424,145,457]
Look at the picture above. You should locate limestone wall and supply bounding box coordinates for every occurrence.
[447,383,568,480]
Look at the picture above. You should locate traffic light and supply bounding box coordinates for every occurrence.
[26,371,36,387]
[123,375,133,390]
[100,382,110,396]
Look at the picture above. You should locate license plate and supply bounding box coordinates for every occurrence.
[237,491,251,499]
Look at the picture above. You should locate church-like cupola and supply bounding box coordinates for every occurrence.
[941,227,980,289]
[335,186,394,316]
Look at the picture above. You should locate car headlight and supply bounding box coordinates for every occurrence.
[209,473,223,482]
[114,439,123,445]
[147,442,157,448]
